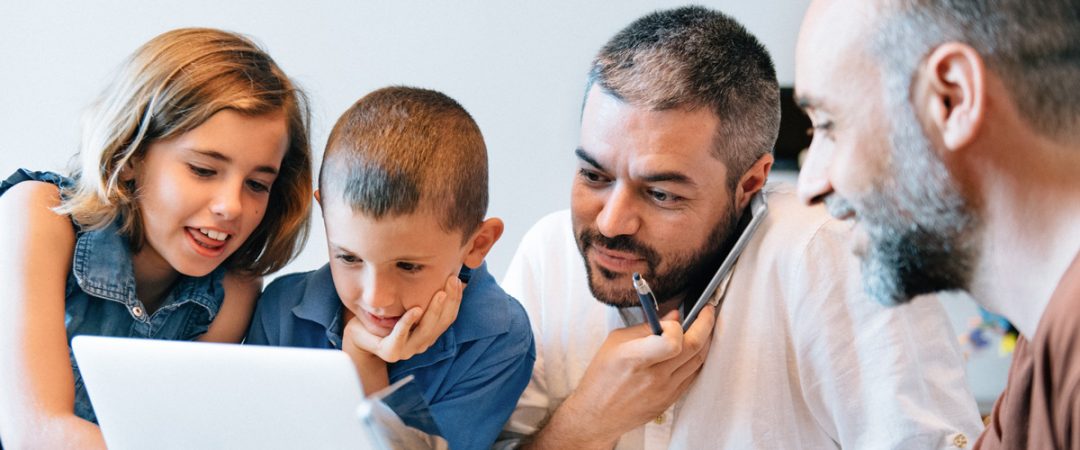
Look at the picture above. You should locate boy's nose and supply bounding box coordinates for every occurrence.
[361,275,396,311]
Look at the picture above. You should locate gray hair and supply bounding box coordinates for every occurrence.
[586,5,781,188]
[873,0,1080,141]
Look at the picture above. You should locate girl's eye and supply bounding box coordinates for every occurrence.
[397,262,422,273]
[246,179,271,193]
[188,164,216,177]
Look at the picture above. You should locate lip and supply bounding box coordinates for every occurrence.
[589,246,646,273]
[184,227,227,258]
[363,310,402,331]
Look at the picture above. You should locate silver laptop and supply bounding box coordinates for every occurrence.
[72,335,381,450]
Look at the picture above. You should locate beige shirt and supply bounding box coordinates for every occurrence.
[977,252,1080,449]
[499,185,983,449]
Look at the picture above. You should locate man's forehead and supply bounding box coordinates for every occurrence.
[796,0,881,106]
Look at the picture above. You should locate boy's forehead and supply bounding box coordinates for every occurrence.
[323,198,463,253]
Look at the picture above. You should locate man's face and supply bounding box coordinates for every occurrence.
[572,86,739,307]
[795,0,977,305]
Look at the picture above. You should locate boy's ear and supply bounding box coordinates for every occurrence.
[462,218,504,269]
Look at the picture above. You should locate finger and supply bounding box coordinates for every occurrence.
[409,291,448,345]
[380,307,424,361]
[658,305,716,371]
[346,318,385,355]
[440,274,464,325]
[620,319,685,365]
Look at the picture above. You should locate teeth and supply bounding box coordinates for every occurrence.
[198,228,230,241]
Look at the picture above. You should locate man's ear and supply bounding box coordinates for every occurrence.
[462,217,505,269]
[735,153,773,210]
[914,42,986,153]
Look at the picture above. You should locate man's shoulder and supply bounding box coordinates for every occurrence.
[754,184,852,262]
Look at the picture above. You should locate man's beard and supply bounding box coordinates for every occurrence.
[574,206,739,308]
[831,87,980,306]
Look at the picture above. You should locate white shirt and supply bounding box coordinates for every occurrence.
[500,185,982,449]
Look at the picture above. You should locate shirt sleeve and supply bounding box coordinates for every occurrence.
[427,300,536,450]
[788,219,984,449]
[496,222,556,448]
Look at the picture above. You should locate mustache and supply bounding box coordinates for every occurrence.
[578,228,659,262]
[824,194,856,219]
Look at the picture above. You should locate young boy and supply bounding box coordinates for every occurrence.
[246,86,535,450]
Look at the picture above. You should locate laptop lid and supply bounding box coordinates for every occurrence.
[72,335,379,450]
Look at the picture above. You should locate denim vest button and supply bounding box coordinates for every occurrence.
[132,306,144,318]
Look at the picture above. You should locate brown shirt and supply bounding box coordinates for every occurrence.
[977,252,1080,449]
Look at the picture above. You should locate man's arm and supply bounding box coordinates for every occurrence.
[790,220,983,448]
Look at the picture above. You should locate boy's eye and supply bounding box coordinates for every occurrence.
[336,254,362,265]
[188,164,216,177]
[397,262,422,273]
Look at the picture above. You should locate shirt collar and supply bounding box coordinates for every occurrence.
[71,220,225,316]
[290,262,509,354]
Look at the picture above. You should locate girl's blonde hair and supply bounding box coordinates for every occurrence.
[58,28,312,276]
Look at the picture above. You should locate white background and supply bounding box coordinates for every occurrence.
[0,1,1007,411]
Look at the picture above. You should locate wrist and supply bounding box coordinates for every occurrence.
[534,395,618,450]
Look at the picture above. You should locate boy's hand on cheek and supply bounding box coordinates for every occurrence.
[348,274,465,363]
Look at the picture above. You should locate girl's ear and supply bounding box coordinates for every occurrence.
[462,218,505,269]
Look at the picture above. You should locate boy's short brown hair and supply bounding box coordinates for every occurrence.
[320,86,487,241]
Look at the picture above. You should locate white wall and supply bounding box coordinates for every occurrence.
[0,0,809,280]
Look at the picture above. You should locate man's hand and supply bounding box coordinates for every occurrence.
[347,274,465,363]
[532,305,717,450]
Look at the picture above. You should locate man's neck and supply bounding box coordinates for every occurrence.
[964,128,1080,338]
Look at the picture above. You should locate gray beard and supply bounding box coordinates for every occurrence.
[837,88,980,306]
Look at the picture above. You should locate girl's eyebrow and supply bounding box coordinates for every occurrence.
[189,148,279,176]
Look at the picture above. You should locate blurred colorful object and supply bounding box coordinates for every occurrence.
[959,308,1019,358]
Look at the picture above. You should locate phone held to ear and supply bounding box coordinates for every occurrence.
[681,191,768,331]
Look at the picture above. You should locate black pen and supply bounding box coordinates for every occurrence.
[632,273,663,335]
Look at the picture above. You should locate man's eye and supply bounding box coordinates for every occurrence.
[648,189,681,205]
[579,169,608,184]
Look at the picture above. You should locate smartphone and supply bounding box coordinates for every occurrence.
[680,191,768,331]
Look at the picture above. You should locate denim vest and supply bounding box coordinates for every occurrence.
[1,169,227,424]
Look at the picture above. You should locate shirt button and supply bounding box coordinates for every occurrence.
[653,414,666,425]
[132,306,144,318]
[952,433,968,448]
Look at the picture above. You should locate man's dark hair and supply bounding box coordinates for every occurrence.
[874,0,1080,141]
[319,86,488,240]
[586,5,781,188]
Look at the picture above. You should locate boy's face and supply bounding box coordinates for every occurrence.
[322,196,470,337]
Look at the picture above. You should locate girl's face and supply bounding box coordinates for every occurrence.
[132,109,289,277]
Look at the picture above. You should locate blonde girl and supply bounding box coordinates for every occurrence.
[0,28,312,448]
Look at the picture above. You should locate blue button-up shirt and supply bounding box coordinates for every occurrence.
[246,262,535,450]
[1,169,228,424]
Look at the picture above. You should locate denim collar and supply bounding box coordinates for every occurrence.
[71,220,225,318]
[292,262,510,370]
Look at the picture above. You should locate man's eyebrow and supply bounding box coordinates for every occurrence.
[641,171,694,186]
[190,149,279,176]
[575,147,604,170]
[576,147,694,186]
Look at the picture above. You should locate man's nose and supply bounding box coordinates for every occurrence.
[797,144,834,205]
[595,183,641,238]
